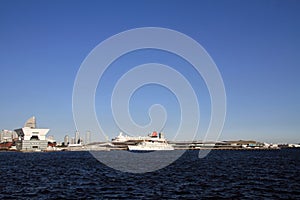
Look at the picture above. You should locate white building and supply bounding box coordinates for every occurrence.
[75,131,80,144]
[85,131,91,145]
[64,135,69,146]
[0,130,18,143]
[14,116,50,151]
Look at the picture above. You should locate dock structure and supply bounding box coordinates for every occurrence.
[170,140,268,150]
[78,140,279,151]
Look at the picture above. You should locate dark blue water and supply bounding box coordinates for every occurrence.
[0,149,299,199]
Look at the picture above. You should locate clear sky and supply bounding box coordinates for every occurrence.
[0,0,299,143]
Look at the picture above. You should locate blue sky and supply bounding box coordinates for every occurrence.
[0,0,299,143]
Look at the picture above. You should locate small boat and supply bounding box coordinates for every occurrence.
[128,131,174,152]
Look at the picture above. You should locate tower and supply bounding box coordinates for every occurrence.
[64,135,69,146]
[85,131,91,145]
[75,131,80,144]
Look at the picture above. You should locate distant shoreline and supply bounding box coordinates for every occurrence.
[2,146,300,153]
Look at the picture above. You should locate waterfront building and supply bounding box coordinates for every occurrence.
[47,135,56,147]
[0,130,18,143]
[47,135,54,140]
[70,137,75,145]
[14,116,50,151]
[64,135,69,146]
[85,131,91,145]
[67,131,83,148]
[75,131,80,144]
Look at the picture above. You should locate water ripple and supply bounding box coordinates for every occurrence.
[0,149,299,199]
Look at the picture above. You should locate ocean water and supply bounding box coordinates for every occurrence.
[0,149,299,199]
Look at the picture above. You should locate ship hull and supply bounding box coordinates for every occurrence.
[128,144,174,151]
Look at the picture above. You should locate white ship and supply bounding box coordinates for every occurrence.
[128,131,174,152]
[111,132,150,144]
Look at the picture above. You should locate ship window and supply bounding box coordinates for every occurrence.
[32,146,38,148]
[30,136,39,140]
